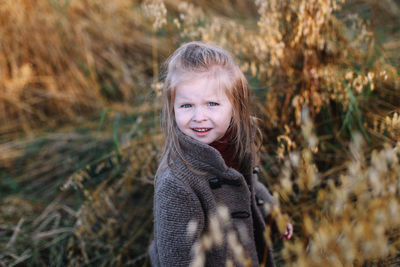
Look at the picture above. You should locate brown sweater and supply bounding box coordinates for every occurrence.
[149,129,275,266]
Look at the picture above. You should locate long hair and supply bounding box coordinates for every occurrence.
[159,41,261,172]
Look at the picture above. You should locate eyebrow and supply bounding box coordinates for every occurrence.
[175,97,220,104]
[174,95,192,101]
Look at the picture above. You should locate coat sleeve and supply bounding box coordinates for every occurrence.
[253,172,275,220]
[152,175,205,267]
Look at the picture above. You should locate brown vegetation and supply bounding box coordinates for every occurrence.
[0,0,399,266]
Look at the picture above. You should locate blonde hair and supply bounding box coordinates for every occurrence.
[160,41,260,171]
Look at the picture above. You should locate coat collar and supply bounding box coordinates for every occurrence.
[175,128,254,183]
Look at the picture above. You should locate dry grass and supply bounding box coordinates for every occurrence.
[0,0,167,136]
[0,0,399,266]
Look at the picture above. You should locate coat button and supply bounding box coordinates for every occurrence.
[209,178,222,189]
[253,166,260,174]
[231,211,250,219]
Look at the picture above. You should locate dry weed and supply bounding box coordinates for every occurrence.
[1,0,399,266]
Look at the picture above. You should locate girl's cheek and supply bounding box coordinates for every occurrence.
[175,110,191,122]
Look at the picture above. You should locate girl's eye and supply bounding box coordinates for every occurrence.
[208,102,219,107]
[181,104,192,108]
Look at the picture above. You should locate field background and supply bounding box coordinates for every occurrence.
[0,0,399,266]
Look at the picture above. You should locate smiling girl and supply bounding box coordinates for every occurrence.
[174,68,233,145]
[149,41,292,267]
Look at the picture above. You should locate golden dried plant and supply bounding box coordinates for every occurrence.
[0,0,159,134]
[1,0,399,266]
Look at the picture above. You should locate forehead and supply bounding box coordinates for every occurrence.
[174,70,231,98]
[175,76,226,99]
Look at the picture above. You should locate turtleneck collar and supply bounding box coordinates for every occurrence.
[209,128,240,171]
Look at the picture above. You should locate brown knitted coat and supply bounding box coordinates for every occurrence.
[149,129,276,266]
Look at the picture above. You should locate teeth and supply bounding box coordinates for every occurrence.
[193,128,210,132]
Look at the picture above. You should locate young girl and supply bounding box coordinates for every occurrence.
[149,41,292,266]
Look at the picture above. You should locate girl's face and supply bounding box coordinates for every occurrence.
[174,75,233,144]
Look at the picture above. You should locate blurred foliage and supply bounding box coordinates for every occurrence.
[0,0,399,266]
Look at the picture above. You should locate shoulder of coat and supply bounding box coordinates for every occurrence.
[155,162,189,189]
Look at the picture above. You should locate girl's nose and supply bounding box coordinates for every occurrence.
[192,107,207,122]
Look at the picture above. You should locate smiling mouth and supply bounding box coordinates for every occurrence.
[192,128,211,132]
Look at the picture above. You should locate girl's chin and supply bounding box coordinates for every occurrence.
[192,136,212,144]
[188,133,215,144]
